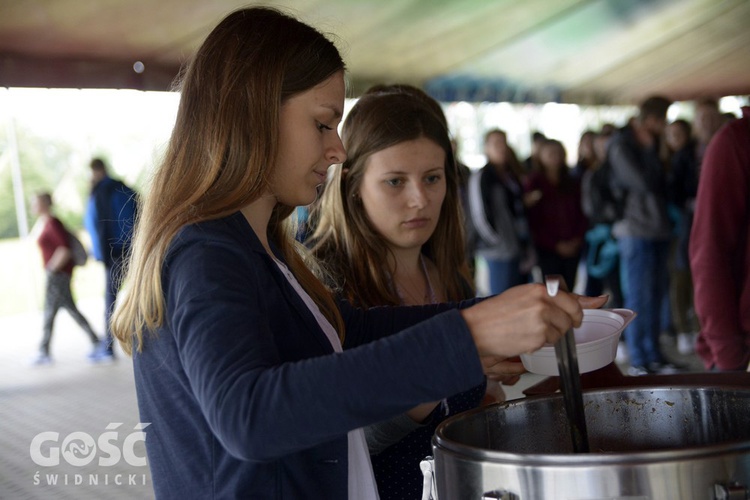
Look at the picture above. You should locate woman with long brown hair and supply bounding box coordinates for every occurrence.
[310,89,472,307]
[309,88,524,499]
[111,7,602,499]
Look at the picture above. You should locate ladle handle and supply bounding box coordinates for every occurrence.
[545,274,590,453]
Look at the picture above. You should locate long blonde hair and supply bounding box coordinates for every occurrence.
[309,89,473,307]
[112,7,346,354]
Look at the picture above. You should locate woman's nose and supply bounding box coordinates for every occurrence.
[327,133,347,164]
[408,183,427,208]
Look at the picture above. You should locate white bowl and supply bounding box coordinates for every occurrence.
[520,308,636,376]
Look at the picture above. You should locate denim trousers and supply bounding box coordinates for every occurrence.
[617,237,670,367]
[485,257,523,295]
[103,254,125,354]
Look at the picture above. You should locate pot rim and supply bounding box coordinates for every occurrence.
[434,384,750,466]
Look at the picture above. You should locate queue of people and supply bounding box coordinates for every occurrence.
[24,6,747,499]
[464,96,741,378]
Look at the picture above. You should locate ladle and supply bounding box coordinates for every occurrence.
[545,274,589,453]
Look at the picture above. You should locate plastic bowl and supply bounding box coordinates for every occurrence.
[519,308,636,376]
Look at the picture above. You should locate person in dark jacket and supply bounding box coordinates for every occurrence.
[608,95,681,375]
[310,88,523,499]
[84,157,138,361]
[580,130,624,308]
[466,129,534,295]
[664,119,700,354]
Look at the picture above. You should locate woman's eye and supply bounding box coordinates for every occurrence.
[316,122,333,132]
[385,178,403,187]
[425,175,442,184]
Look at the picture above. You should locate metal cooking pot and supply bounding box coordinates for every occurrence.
[423,386,750,499]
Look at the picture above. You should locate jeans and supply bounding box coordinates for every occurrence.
[485,257,523,295]
[617,237,670,367]
[103,254,125,355]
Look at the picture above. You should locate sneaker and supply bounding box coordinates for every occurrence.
[89,350,116,365]
[677,332,696,355]
[648,361,685,374]
[88,343,116,364]
[627,365,651,376]
[30,353,53,366]
[615,341,629,365]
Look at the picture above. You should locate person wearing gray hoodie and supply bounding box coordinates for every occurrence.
[608,95,680,375]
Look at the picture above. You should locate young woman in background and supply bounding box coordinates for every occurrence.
[310,88,523,499]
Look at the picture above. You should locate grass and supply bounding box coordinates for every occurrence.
[0,235,105,318]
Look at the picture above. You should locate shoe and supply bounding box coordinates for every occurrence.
[89,351,116,365]
[677,332,696,355]
[648,361,685,374]
[627,365,651,376]
[88,343,116,364]
[615,341,629,365]
[30,353,53,366]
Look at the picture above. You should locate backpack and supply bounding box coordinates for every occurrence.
[66,230,88,267]
[585,223,618,279]
[85,178,139,265]
[106,180,138,252]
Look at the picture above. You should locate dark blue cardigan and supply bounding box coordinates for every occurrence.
[133,212,484,499]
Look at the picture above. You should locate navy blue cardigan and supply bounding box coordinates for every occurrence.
[133,212,484,499]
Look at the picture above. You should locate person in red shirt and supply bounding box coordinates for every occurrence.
[31,192,101,365]
[690,107,750,371]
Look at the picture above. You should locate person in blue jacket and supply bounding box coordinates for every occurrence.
[85,157,138,361]
[111,7,604,499]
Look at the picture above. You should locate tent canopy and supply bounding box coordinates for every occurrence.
[1,0,748,104]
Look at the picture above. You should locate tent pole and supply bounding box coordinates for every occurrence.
[6,105,29,238]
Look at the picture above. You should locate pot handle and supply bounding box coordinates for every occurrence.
[482,490,519,499]
[419,456,437,500]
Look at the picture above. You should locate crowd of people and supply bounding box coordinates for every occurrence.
[462,96,740,376]
[26,6,748,499]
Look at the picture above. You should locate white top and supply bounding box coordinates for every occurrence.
[272,258,380,500]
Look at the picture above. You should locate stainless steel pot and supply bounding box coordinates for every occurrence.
[425,386,750,499]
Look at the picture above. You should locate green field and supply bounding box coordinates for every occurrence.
[0,236,105,317]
